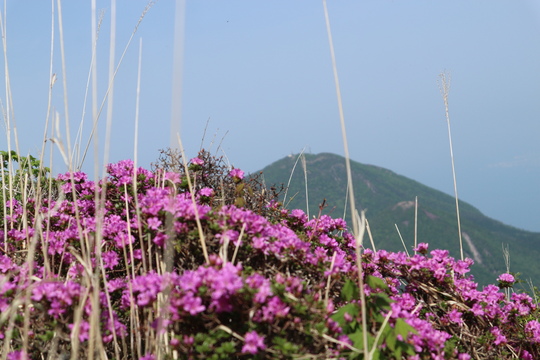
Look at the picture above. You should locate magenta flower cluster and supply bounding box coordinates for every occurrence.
[229,168,244,180]
[1,158,539,359]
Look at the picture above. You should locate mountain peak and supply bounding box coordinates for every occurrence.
[258,152,540,287]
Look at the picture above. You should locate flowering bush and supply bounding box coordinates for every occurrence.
[0,153,539,359]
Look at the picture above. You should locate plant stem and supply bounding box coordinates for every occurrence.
[439,71,464,261]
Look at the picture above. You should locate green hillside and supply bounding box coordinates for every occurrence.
[257,152,540,287]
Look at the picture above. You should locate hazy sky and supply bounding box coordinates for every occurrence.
[1,1,539,232]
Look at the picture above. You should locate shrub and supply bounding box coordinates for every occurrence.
[0,154,538,359]
[0,150,55,217]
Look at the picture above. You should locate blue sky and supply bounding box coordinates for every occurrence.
[1,1,539,232]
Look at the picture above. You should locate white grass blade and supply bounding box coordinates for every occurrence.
[395,223,410,257]
[134,38,143,167]
[56,0,74,170]
[170,0,186,149]
[282,148,305,208]
[324,1,369,355]
[438,71,464,261]
[79,1,155,170]
[414,196,418,251]
[300,153,310,218]
[102,0,117,177]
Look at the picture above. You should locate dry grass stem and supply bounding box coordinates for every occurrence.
[365,218,376,252]
[175,133,209,264]
[323,0,369,356]
[283,148,306,208]
[438,71,464,261]
[414,196,418,251]
[395,223,410,256]
[300,153,310,218]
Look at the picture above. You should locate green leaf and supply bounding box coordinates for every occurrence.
[215,341,236,355]
[384,327,396,351]
[37,330,55,342]
[341,279,360,302]
[394,318,417,339]
[347,329,365,350]
[370,293,392,312]
[370,349,381,360]
[366,275,388,291]
[272,336,300,356]
[331,303,359,328]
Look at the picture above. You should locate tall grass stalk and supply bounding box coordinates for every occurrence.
[51,3,111,353]
[56,0,74,170]
[395,223,410,257]
[175,133,209,264]
[72,7,104,166]
[282,148,306,208]
[131,35,143,294]
[0,2,161,357]
[342,176,349,220]
[438,71,464,261]
[39,0,57,170]
[170,0,185,150]
[365,218,376,252]
[133,37,143,170]
[502,244,511,301]
[0,158,6,250]
[414,196,418,251]
[300,153,310,218]
[79,1,154,170]
[102,0,117,175]
[90,0,100,177]
[323,0,369,357]
[0,3,18,228]
[0,2,39,358]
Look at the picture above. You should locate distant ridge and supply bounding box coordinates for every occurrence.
[257,152,540,287]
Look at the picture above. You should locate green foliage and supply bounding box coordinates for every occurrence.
[0,150,54,220]
[271,336,300,357]
[0,150,50,181]
[332,277,417,360]
[188,329,240,360]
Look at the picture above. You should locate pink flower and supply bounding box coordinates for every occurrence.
[6,350,29,360]
[337,334,353,349]
[446,309,463,325]
[190,157,204,166]
[102,251,120,269]
[259,296,290,322]
[164,172,181,183]
[147,217,162,230]
[525,320,540,343]
[139,354,155,360]
[229,168,244,180]
[129,272,163,307]
[413,242,429,254]
[241,331,266,354]
[490,326,507,345]
[290,209,308,224]
[69,320,90,342]
[497,273,515,283]
[497,273,515,288]
[180,292,206,315]
[199,187,213,197]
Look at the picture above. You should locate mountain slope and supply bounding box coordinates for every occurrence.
[257,152,540,287]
